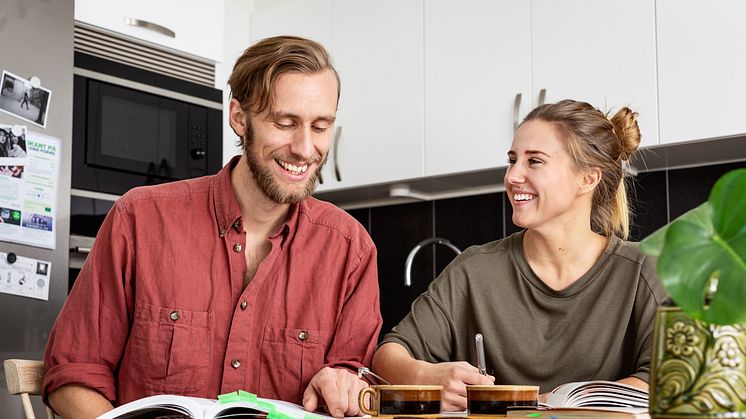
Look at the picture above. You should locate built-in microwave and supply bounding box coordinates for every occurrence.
[70,52,223,290]
[72,52,223,196]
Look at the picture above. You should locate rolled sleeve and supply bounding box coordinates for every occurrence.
[43,202,134,404]
[324,242,382,373]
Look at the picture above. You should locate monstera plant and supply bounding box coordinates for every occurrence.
[640,168,746,417]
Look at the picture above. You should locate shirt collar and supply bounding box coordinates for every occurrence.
[212,155,300,248]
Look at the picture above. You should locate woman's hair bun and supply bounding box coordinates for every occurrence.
[610,107,640,161]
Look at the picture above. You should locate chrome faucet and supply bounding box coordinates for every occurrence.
[404,237,462,287]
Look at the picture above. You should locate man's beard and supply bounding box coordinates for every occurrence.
[242,129,326,205]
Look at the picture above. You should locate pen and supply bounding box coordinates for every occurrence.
[475,333,487,375]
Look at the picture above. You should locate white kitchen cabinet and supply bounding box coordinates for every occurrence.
[426,0,658,178]
[657,0,746,144]
[530,0,658,148]
[424,0,531,177]
[75,0,223,62]
[250,0,332,49]
[319,0,424,191]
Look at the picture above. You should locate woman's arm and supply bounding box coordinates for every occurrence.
[373,342,493,411]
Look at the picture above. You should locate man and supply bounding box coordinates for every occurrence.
[43,36,382,419]
[21,90,30,109]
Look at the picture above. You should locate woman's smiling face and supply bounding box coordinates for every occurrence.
[505,120,589,231]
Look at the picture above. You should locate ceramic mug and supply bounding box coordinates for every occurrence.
[466,384,539,415]
[358,385,442,416]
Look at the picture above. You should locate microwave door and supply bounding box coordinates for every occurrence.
[86,80,189,180]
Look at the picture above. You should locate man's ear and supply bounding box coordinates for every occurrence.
[579,166,602,195]
[228,98,247,137]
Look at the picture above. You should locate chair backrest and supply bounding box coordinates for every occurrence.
[3,359,54,419]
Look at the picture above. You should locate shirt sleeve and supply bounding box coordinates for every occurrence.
[43,201,135,404]
[630,255,670,383]
[323,241,383,373]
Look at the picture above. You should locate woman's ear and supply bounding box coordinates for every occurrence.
[578,167,602,195]
[228,98,247,137]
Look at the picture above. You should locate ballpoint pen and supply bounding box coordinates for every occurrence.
[475,333,487,375]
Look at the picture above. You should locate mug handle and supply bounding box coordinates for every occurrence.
[359,387,378,416]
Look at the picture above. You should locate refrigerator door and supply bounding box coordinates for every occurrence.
[0,1,74,418]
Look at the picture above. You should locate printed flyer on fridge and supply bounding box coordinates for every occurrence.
[0,124,60,249]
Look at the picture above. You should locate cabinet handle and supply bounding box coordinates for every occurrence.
[71,246,91,255]
[538,88,547,106]
[124,17,175,38]
[332,126,342,182]
[513,93,522,133]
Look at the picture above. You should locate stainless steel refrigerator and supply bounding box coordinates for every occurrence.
[0,0,74,417]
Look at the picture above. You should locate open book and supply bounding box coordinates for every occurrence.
[506,381,650,418]
[542,380,648,409]
[96,392,334,419]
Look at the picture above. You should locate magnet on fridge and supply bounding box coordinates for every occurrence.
[6,252,17,264]
[11,125,24,136]
[29,76,41,88]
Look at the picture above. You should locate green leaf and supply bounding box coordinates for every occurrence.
[653,169,746,325]
[640,203,713,257]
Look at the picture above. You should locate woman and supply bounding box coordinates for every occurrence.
[372,100,668,410]
[0,129,10,158]
[9,134,26,158]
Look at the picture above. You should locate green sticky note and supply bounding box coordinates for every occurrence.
[268,411,292,419]
[237,390,258,402]
[217,391,240,404]
[527,414,541,417]
[257,400,276,411]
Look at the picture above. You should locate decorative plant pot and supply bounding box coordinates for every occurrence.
[650,307,746,418]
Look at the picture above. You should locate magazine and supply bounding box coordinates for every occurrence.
[96,392,334,419]
[542,380,648,409]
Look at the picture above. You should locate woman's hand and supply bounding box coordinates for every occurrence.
[416,361,494,411]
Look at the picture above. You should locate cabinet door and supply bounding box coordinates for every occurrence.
[531,0,658,148]
[324,0,424,190]
[75,0,223,62]
[250,0,332,48]
[424,0,531,176]
[657,0,746,144]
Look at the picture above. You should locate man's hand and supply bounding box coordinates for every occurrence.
[302,367,368,418]
[418,361,494,411]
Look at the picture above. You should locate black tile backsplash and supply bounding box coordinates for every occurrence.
[369,201,434,338]
[667,161,745,219]
[628,170,668,242]
[348,160,744,339]
[434,193,502,274]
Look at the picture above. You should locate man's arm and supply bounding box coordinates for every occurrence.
[48,385,113,419]
[302,239,382,417]
[372,342,493,411]
[302,367,368,417]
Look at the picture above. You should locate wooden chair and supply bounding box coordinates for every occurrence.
[3,359,54,419]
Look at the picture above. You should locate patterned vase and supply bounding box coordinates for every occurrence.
[650,307,746,418]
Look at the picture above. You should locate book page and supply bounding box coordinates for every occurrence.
[96,395,214,419]
[543,380,648,408]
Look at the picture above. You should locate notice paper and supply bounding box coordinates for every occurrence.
[0,124,60,249]
[0,251,51,300]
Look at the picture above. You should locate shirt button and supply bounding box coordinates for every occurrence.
[298,330,309,341]
[240,300,247,310]
[169,311,180,321]
[233,243,242,252]
[231,359,241,369]
[233,219,242,229]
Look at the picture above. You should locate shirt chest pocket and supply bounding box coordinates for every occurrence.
[129,303,213,394]
[258,326,328,403]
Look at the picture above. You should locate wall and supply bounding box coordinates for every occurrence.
[219,0,254,164]
[0,0,74,417]
[345,160,746,339]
